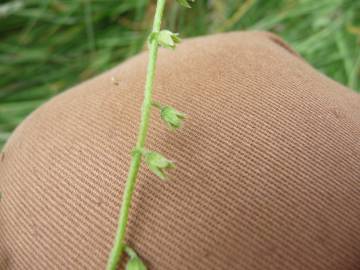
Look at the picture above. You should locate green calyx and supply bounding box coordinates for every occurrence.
[152,101,185,129]
[160,106,185,130]
[143,151,175,180]
[125,246,147,270]
[149,30,181,49]
[176,0,195,8]
[131,148,175,180]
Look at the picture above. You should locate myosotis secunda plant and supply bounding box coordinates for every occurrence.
[106,0,193,269]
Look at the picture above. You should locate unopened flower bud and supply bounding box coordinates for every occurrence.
[125,246,147,270]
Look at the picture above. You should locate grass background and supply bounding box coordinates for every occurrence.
[0,0,359,148]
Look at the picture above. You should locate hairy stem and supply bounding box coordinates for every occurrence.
[106,0,166,269]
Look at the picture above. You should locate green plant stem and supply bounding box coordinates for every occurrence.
[106,0,166,269]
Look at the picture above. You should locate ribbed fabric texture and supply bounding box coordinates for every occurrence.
[1,31,360,270]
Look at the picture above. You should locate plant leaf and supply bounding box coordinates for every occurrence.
[176,0,194,8]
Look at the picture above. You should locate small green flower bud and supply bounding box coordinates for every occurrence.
[126,256,147,270]
[144,151,175,180]
[160,106,185,130]
[176,0,194,8]
[125,246,147,270]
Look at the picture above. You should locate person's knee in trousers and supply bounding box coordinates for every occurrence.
[1,31,360,270]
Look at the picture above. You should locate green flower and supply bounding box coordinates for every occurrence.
[125,246,147,270]
[160,106,185,130]
[126,257,147,270]
[144,151,175,180]
[150,30,181,49]
[176,0,195,8]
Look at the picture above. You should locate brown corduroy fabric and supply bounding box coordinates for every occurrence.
[1,31,360,270]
